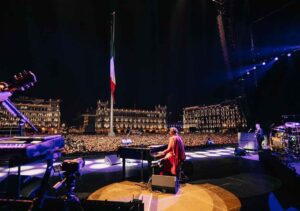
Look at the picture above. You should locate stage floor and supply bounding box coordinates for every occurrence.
[0,147,299,210]
[0,147,240,181]
[88,181,241,211]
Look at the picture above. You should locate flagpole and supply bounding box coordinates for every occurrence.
[109,93,115,136]
[109,11,116,137]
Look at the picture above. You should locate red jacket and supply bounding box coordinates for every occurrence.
[162,135,186,175]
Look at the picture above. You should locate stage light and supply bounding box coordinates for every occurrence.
[94,159,105,163]
[253,66,257,70]
[246,71,250,75]
[274,57,279,61]
[262,62,266,66]
[205,153,222,157]
[22,169,46,176]
[190,154,207,158]
[206,150,222,153]
[4,165,35,172]
[89,163,110,169]
[185,152,194,156]
[217,152,232,155]
[84,160,95,165]
[287,53,292,57]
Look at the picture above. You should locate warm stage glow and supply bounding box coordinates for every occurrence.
[88,181,241,211]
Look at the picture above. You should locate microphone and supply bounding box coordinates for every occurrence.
[248,128,252,132]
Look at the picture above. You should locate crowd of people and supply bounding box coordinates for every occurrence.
[63,133,238,155]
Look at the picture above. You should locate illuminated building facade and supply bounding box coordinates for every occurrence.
[183,100,247,133]
[0,96,61,134]
[81,108,96,134]
[95,100,167,134]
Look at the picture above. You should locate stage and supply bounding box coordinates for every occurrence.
[0,146,300,210]
[88,181,241,211]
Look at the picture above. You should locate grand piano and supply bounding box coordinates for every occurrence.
[118,144,167,181]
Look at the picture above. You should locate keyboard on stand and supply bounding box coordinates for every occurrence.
[0,135,64,162]
[0,135,65,201]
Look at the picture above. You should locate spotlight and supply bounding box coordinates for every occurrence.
[262,62,266,66]
[287,53,292,57]
[274,57,279,61]
[246,71,250,75]
[252,66,257,70]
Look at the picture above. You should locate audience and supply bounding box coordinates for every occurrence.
[63,133,238,155]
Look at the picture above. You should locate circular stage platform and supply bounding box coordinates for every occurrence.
[88,181,241,211]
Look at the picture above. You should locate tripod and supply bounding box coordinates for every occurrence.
[51,158,85,211]
[62,172,83,211]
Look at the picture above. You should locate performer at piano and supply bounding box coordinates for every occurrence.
[156,127,186,176]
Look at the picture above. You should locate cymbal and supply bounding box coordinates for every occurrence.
[285,122,300,128]
[273,126,285,132]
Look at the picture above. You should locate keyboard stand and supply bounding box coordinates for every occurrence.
[30,151,61,210]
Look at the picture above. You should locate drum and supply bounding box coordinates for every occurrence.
[270,130,285,150]
[287,135,300,156]
[270,124,300,155]
[274,125,286,132]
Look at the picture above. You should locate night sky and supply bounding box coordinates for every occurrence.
[0,0,300,127]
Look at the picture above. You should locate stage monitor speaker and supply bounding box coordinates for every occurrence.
[234,147,246,156]
[104,154,121,166]
[151,174,178,194]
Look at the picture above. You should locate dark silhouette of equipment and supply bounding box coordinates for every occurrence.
[234,147,246,156]
[0,135,64,201]
[104,154,121,166]
[52,158,85,211]
[0,71,67,210]
[151,174,179,194]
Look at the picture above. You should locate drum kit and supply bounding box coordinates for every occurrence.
[270,122,300,157]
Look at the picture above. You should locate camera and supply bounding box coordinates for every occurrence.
[62,157,85,173]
